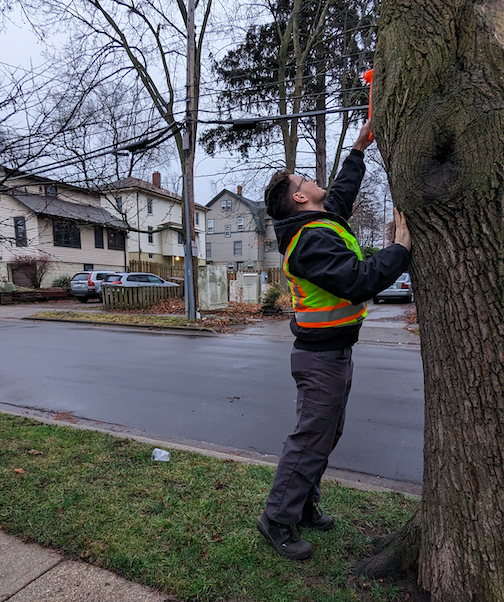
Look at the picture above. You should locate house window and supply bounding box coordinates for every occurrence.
[206,242,211,258]
[237,217,244,231]
[236,261,243,270]
[116,196,123,212]
[45,184,58,198]
[227,262,234,271]
[227,200,232,211]
[107,228,125,250]
[195,212,199,225]
[221,200,227,211]
[84,263,94,271]
[14,217,27,247]
[225,225,231,237]
[265,240,279,252]
[94,226,104,249]
[148,226,154,244]
[233,240,242,256]
[207,219,214,233]
[53,219,81,248]
[148,253,154,259]
[178,231,184,245]
[147,198,153,214]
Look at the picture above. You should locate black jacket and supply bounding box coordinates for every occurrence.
[274,149,411,350]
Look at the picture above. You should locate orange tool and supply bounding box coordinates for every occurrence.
[362,69,374,140]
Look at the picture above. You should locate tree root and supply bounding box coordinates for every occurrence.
[354,508,422,578]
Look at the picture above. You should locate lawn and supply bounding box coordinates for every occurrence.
[0,414,421,602]
[28,310,193,328]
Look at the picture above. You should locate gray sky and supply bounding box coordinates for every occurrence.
[0,5,366,206]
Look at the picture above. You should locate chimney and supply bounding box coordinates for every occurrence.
[152,172,161,188]
[237,185,243,196]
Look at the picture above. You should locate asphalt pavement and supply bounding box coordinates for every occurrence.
[0,300,420,601]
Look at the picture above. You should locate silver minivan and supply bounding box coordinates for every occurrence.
[70,270,116,302]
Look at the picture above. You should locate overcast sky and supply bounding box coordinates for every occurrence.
[0,5,366,206]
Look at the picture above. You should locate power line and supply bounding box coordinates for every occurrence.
[4,102,367,181]
[199,104,368,126]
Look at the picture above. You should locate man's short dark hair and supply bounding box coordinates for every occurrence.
[264,169,296,220]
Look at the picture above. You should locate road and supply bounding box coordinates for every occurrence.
[0,308,424,488]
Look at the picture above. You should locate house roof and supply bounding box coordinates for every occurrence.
[206,189,267,234]
[1,166,102,197]
[104,177,181,200]
[4,189,124,228]
[206,189,266,215]
[102,177,208,211]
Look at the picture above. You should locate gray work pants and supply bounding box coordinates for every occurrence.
[265,346,354,525]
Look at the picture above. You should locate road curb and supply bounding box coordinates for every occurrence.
[22,315,219,334]
[0,407,421,499]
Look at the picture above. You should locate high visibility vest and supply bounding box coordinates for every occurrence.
[283,219,368,329]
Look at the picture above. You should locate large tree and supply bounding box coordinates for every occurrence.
[200,0,375,187]
[356,1,504,601]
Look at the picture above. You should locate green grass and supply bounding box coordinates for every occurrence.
[29,311,193,328]
[0,414,418,602]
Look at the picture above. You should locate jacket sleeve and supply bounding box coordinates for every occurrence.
[288,228,411,305]
[324,149,365,220]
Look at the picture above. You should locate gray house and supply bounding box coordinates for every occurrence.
[205,187,281,272]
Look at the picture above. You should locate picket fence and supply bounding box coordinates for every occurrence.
[101,285,180,310]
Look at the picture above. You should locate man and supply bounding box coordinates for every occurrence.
[257,121,412,560]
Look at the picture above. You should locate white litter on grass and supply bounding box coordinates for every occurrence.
[151,448,171,462]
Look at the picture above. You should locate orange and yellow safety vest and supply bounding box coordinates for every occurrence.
[283,219,368,329]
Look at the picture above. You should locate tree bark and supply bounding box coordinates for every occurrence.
[357,1,504,600]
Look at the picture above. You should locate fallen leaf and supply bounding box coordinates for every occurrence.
[28,449,43,455]
[14,468,25,474]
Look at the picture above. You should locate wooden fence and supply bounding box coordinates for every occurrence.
[130,261,282,287]
[129,260,184,282]
[102,285,181,310]
[227,267,282,285]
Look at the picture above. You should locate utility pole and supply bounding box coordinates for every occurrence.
[183,0,197,319]
[315,41,327,188]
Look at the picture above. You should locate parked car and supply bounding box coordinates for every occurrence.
[373,272,414,304]
[101,272,179,288]
[70,270,116,303]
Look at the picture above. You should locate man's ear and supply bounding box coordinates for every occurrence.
[292,191,309,205]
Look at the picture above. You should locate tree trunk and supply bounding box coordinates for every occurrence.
[357,2,504,600]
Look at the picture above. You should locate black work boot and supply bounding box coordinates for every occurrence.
[257,512,313,560]
[300,502,335,531]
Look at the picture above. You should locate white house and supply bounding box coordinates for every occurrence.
[101,172,207,268]
[0,168,127,288]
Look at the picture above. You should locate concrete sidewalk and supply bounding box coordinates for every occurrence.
[0,531,176,602]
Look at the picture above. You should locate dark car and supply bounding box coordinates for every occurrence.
[373,272,414,304]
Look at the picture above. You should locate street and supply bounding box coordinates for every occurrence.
[0,308,423,485]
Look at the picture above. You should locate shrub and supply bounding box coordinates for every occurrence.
[361,246,380,260]
[52,275,71,288]
[10,254,52,289]
[261,284,281,308]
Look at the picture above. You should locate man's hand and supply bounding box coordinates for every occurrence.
[353,120,374,152]
[394,207,412,251]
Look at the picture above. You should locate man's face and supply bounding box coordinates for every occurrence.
[290,175,327,207]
